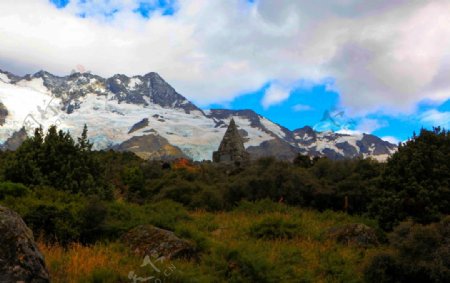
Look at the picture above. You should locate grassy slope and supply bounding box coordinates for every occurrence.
[40,202,389,283]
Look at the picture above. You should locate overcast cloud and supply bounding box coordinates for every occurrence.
[0,0,449,114]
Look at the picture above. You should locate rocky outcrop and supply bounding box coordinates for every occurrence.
[0,102,8,126]
[213,118,250,164]
[121,225,195,259]
[0,68,397,161]
[209,109,397,161]
[1,128,28,151]
[128,118,149,134]
[247,138,301,161]
[326,223,379,247]
[114,134,188,160]
[0,205,50,283]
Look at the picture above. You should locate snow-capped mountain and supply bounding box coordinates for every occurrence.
[0,69,397,161]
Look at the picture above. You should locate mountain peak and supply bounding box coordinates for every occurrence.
[144,71,161,79]
[33,70,52,77]
[0,67,397,161]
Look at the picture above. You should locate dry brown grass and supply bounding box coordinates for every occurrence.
[38,207,384,282]
[38,242,140,283]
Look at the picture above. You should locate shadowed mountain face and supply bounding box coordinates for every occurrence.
[21,70,201,114]
[0,69,397,161]
[206,109,397,161]
[113,134,187,161]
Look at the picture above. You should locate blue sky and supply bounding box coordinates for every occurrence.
[209,82,450,142]
[1,0,449,144]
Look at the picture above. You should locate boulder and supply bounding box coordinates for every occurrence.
[121,225,195,259]
[326,223,379,247]
[0,205,50,283]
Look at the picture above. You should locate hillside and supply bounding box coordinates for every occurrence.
[38,202,381,283]
[0,126,448,282]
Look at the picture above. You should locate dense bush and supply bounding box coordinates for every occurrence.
[364,253,402,283]
[365,217,450,282]
[142,199,191,230]
[0,186,190,245]
[249,216,301,240]
[0,181,30,199]
[1,125,447,234]
[175,224,210,253]
[205,246,278,283]
[3,125,109,196]
[2,187,87,245]
[234,199,292,214]
[370,127,450,230]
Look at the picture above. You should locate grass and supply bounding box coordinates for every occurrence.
[39,202,387,283]
[38,242,137,283]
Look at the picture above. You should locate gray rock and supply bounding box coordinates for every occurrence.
[0,205,50,283]
[0,102,8,126]
[121,225,195,259]
[114,133,188,160]
[20,70,201,115]
[128,118,149,134]
[213,118,250,164]
[1,68,398,161]
[1,128,28,151]
[247,138,301,161]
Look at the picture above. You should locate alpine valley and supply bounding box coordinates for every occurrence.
[0,69,397,161]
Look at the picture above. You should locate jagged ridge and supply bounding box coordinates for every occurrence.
[0,68,397,161]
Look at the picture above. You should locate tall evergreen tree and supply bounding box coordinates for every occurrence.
[4,125,107,196]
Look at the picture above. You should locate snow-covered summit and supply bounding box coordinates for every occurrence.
[0,69,397,161]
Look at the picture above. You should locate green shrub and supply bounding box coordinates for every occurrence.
[235,199,291,214]
[79,198,108,244]
[24,203,82,245]
[191,185,224,211]
[0,182,30,199]
[154,180,200,207]
[318,247,361,283]
[194,213,219,232]
[175,224,210,253]
[143,200,191,230]
[122,166,146,201]
[364,254,402,283]
[102,201,147,238]
[249,216,300,240]
[365,217,450,282]
[205,246,278,283]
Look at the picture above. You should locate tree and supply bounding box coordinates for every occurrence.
[4,125,107,196]
[370,127,450,229]
[78,124,92,152]
[293,153,313,168]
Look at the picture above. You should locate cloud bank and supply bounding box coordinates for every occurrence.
[0,0,449,114]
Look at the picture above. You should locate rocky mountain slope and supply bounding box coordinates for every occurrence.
[0,69,397,161]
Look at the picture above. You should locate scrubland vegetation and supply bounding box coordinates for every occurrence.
[0,125,448,282]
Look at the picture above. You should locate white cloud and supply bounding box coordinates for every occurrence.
[292,104,312,112]
[355,118,388,133]
[261,83,291,109]
[419,109,450,128]
[381,136,400,144]
[0,0,449,112]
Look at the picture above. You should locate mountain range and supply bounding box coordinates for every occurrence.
[0,69,397,161]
